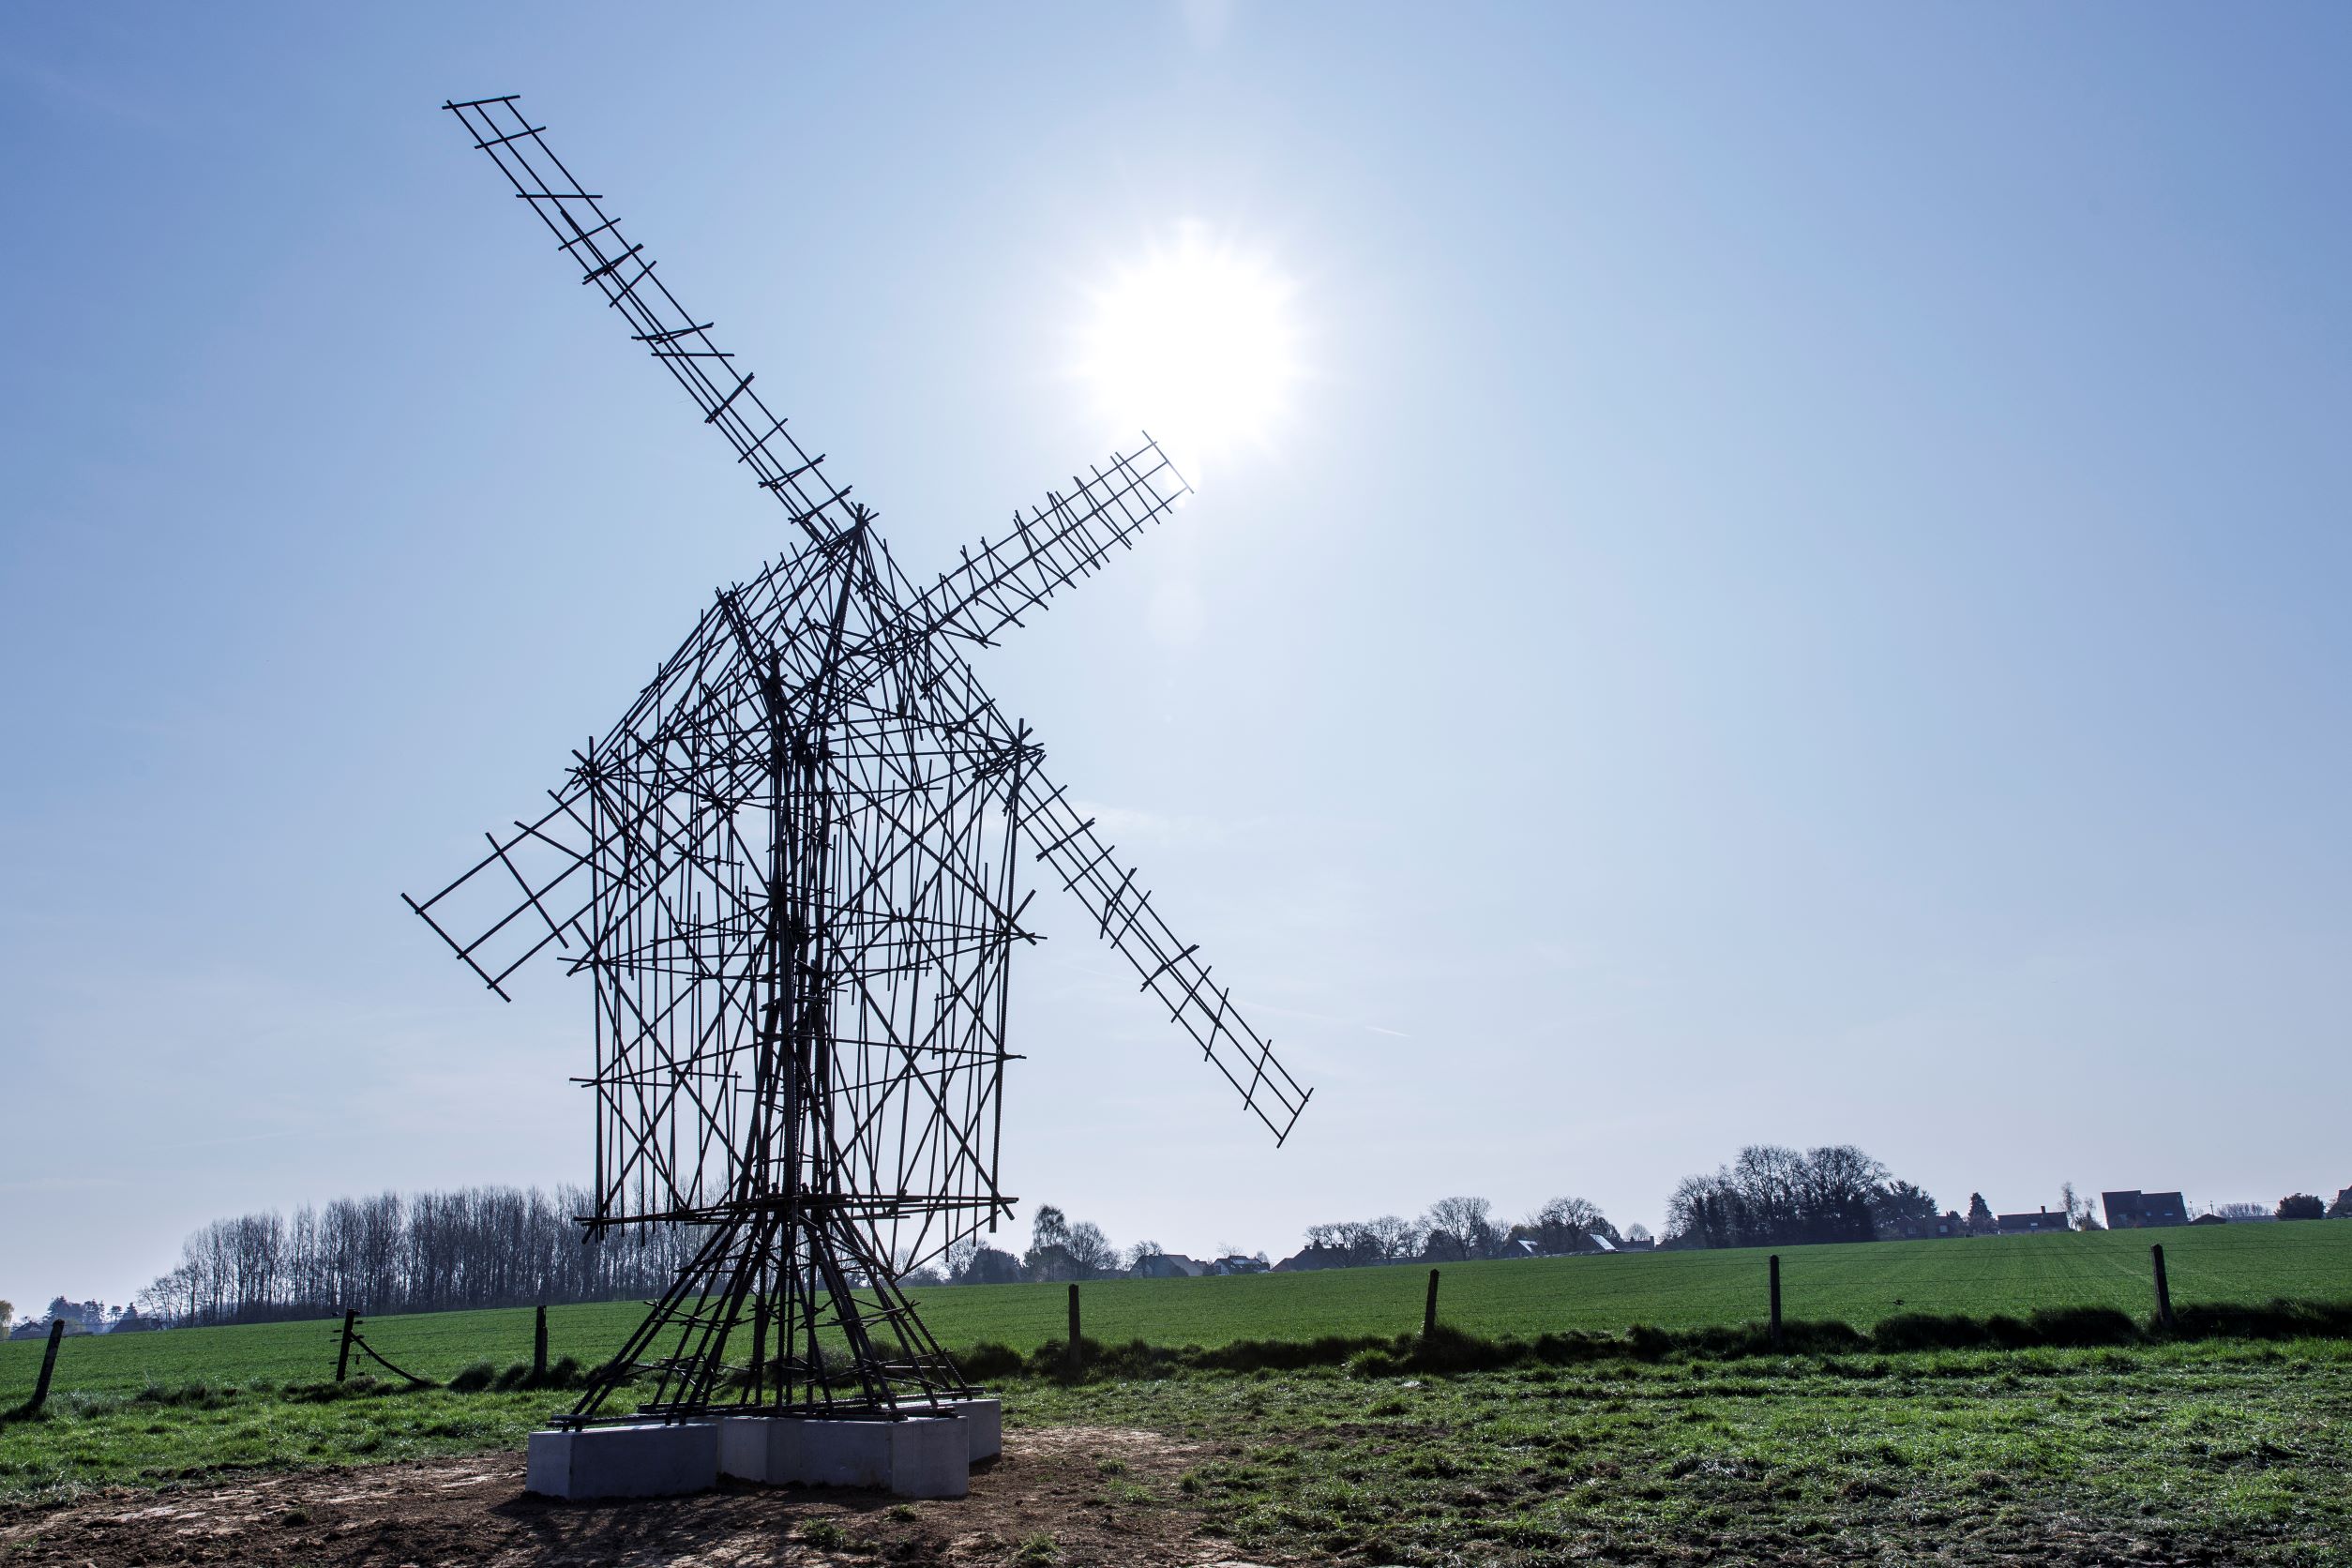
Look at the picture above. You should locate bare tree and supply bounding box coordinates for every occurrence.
[1420,1196,1498,1261]
[1364,1214,1423,1261]
[1525,1196,1617,1254]
[1063,1221,1121,1279]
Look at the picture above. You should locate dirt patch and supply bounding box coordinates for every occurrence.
[0,1425,1271,1567]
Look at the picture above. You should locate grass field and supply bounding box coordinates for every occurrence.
[1030,1339,2352,1565]
[3,1226,2347,1560]
[4,1222,2344,1404]
[4,1342,2347,1562]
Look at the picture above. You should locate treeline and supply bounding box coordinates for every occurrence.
[137,1186,702,1327]
[1289,1148,1948,1271]
[1664,1145,1938,1249]
[1288,1195,1634,1269]
[932,1205,1199,1285]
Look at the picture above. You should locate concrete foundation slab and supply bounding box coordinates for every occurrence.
[524,1422,719,1500]
[717,1414,970,1499]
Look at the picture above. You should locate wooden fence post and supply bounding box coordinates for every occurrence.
[2150,1244,2175,1332]
[29,1319,66,1412]
[336,1309,358,1383]
[1066,1283,1082,1375]
[1424,1269,1441,1337]
[1769,1255,1783,1349]
[534,1304,550,1380]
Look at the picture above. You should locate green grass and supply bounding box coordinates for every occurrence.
[0,1381,560,1504]
[1012,1339,2352,1566]
[6,1222,2342,1405]
[4,1343,2346,1564]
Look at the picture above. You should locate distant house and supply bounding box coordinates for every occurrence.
[2334,1187,2352,1218]
[1889,1211,1966,1241]
[1272,1244,1351,1273]
[1995,1206,2071,1235]
[2102,1190,2188,1229]
[1129,1252,1205,1279]
[1206,1255,1269,1275]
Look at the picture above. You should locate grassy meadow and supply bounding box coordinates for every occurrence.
[1029,1338,2352,1565]
[3,1217,2347,1564]
[4,1221,2344,1404]
[4,1341,2346,1562]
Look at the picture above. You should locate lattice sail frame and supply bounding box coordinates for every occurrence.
[408,97,1309,1425]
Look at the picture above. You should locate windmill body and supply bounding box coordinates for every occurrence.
[407,96,1309,1453]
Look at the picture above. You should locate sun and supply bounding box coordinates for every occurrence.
[1077,224,1303,475]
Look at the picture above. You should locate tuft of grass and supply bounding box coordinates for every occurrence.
[796,1517,850,1549]
[1011,1531,1060,1565]
[447,1360,497,1393]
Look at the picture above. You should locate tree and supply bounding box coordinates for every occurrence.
[1363,1214,1422,1262]
[1967,1193,1996,1236]
[1797,1146,1890,1243]
[1021,1205,1118,1281]
[945,1239,1022,1286]
[1623,1224,1651,1247]
[1870,1181,1939,1237]
[2060,1182,2083,1228]
[1420,1196,1498,1261]
[1123,1239,1167,1270]
[1525,1196,1615,1255]
[2277,1193,2326,1221]
[0,1301,10,1332]
[1063,1221,1121,1278]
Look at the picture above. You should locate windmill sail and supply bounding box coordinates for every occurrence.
[910,442,1192,647]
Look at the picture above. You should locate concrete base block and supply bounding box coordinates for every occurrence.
[524,1422,719,1500]
[718,1414,970,1499]
[933,1396,1002,1461]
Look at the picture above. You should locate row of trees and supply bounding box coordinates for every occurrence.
[1292,1195,1637,1268]
[98,1168,2352,1332]
[932,1204,1197,1285]
[2205,1194,2346,1222]
[1664,1145,1937,1249]
[135,1186,702,1327]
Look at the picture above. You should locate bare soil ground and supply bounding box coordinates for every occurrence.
[0,1425,1271,1568]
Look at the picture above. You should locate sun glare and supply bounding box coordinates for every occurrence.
[1078,224,1303,476]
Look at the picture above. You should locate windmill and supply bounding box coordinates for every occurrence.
[406,95,1312,1463]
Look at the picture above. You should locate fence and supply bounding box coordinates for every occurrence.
[7,1228,2347,1408]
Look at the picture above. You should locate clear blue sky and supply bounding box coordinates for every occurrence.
[4,4,2347,1316]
